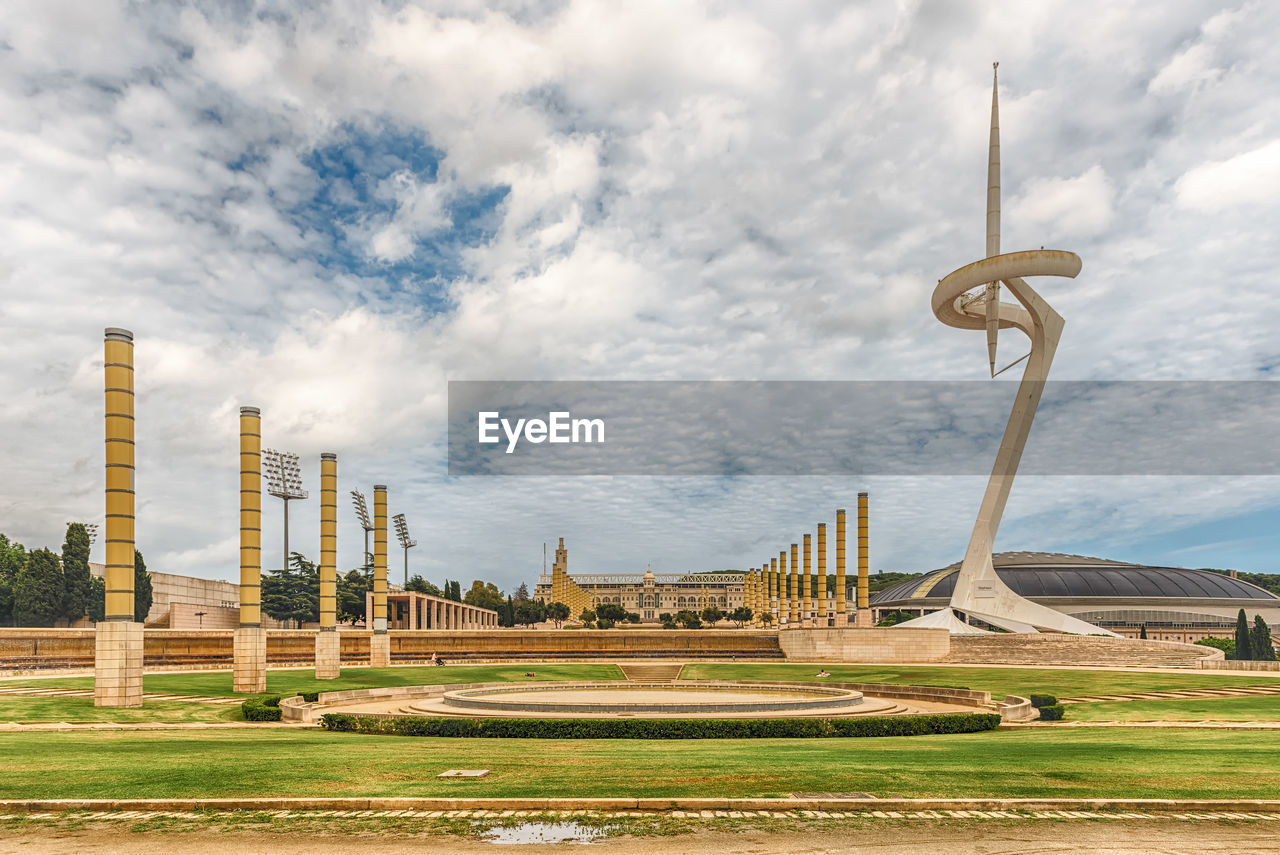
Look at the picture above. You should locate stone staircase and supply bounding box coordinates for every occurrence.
[945,634,1217,668]
[618,663,685,683]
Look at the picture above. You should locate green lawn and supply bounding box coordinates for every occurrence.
[1066,696,1280,722]
[0,664,623,698]
[1,728,1276,800]
[679,663,1280,699]
[0,696,244,723]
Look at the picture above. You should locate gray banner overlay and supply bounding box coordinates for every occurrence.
[447,381,1280,476]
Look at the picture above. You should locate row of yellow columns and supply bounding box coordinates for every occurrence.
[745,497,871,628]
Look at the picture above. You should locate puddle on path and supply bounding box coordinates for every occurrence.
[481,822,610,845]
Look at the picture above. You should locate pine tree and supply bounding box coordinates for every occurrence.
[1251,615,1276,661]
[133,550,154,624]
[14,548,63,626]
[0,534,27,625]
[60,523,92,623]
[1234,608,1253,661]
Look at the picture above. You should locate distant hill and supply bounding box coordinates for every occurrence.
[1201,568,1280,596]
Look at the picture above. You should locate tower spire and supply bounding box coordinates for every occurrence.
[985,62,1001,376]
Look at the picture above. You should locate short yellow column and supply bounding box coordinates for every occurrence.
[836,508,848,625]
[802,533,812,626]
[857,492,871,627]
[315,452,340,679]
[788,544,799,626]
[233,405,266,694]
[817,522,828,626]
[369,485,390,667]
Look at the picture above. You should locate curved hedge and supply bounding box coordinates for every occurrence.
[241,695,283,722]
[318,712,1001,739]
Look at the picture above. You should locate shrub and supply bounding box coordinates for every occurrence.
[1028,694,1058,708]
[661,621,678,629]
[301,691,319,702]
[319,712,1003,739]
[1037,704,1065,721]
[241,695,284,721]
[596,618,615,629]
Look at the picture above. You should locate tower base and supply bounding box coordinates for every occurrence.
[856,608,873,628]
[94,620,143,708]
[370,631,391,668]
[233,626,267,693]
[315,628,341,679]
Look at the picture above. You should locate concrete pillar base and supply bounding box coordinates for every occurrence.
[370,631,391,668]
[94,620,144,707]
[233,626,267,693]
[857,608,874,627]
[314,629,341,679]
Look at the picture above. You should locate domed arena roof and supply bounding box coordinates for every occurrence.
[871,552,1278,605]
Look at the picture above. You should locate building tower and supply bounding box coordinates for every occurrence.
[315,453,340,679]
[233,405,266,693]
[369,484,390,667]
[95,327,143,707]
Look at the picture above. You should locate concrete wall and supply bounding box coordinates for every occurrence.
[776,627,950,663]
[1197,659,1280,671]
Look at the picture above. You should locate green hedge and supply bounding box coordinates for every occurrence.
[1028,694,1058,708]
[241,695,284,722]
[318,712,1002,739]
[1037,704,1065,721]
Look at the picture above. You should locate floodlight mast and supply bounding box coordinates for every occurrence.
[393,512,417,588]
[262,449,308,572]
[351,490,373,570]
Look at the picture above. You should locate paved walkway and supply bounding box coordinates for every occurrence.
[1060,685,1280,703]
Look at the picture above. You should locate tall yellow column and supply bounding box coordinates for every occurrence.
[233,406,266,693]
[370,484,390,667]
[778,551,788,626]
[788,544,799,626]
[857,492,871,626]
[802,534,812,626]
[836,508,848,625]
[768,558,777,625]
[315,453,340,678]
[95,327,142,707]
[817,523,828,627]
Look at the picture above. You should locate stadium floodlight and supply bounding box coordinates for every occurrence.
[351,490,374,568]
[393,512,417,588]
[69,522,99,547]
[262,448,308,572]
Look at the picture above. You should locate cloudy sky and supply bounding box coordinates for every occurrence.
[2,0,1278,591]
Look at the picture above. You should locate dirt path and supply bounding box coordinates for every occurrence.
[4,823,1280,855]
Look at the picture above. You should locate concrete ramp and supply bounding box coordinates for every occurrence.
[618,663,684,683]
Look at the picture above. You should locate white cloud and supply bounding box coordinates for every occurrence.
[1008,165,1115,239]
[1175,138,1280,212]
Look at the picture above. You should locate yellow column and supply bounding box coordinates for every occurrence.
[233,406,266,693]
[836,508,847,625]
[788,545,799,626]
[315,453,340,678]
[768,558,777,625]
[802,533,812,626]
[857,492,871,626]
[817,522,827,627]
[370,485,390,667]
[96,327,142,707]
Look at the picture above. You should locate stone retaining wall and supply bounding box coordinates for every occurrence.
[1196,659,1280,671]
[777,627,950,662]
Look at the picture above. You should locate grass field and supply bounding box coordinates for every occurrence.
[678,663,1280,699]
[0,663,624,698]
[0,696,243,723]
[1,728,1277,800]
[1066,696,1280,722]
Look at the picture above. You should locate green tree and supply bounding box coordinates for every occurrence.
[464,580,505,612]
[578,608,596,628]
[595,603,627,623]
[88,575,106,623]
[759,611,774,627]
[1138,624,1147,639]
[700,605,724,626]
[513,582,530,602]
[14,548,62,626]
[514,599,546,627]
[60,523,92,623]
[675,609,702,629]
[133,550,153,624]
[262,552,319,628]
[1251,615,1276,661]
[545,601,570,628]
[730,606,753,627]
[338,567,370,625]
[1194,636,1234,657]
[877,609,916,627]
[405,574,442,596]
[1234,608,1253,660]
[0,534,27,625]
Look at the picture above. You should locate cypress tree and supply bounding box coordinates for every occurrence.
[0,534,27,625]
[1251,615,1276,661]
[88,575,106,623]
[1138,624,1147,639]
[1234,608,1253,661]
[14,548,62,626]
[133,549,154,624]
[60,523,92,623]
